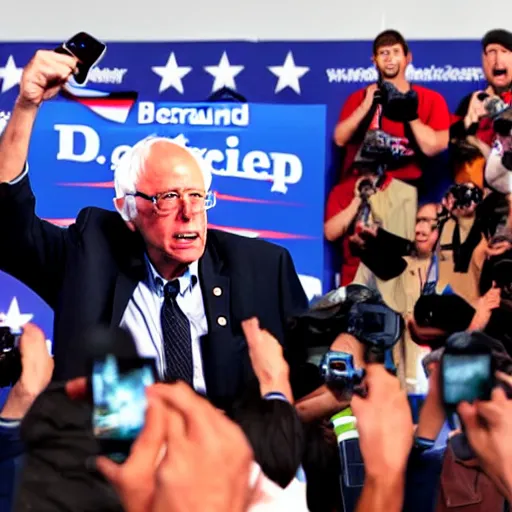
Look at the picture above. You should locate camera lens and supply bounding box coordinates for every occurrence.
[331,361,347,371]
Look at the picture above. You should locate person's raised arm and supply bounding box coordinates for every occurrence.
[0,50,77,184]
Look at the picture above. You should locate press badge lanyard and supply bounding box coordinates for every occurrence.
[420,252,439,296]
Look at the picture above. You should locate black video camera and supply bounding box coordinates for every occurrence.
[448,183,483,210]
[287,285,404,391]
[319,352,365,394]
[440,331,512,413]
[0,327,22,388]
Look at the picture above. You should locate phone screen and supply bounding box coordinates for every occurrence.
[442,353,492,406]
[91,354,156,456]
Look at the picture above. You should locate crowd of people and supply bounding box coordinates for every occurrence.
[0,25,511,512]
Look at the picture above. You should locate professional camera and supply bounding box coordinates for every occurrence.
[358,129,413,166]
[379,80,419,123]
[441,331,512,412]
[477,92,510,120]
[412,294,477,350]
[354,175,380,229]
[357,177,377,200]
[319,352,365,394]
[447,183,483,210]
[0,326,22,388]
[287,285,404,383]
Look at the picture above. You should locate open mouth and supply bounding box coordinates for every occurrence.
[174,232,199,241]
[493,68,507,76]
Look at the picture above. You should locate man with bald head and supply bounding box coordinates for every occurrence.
[0,50,308,409]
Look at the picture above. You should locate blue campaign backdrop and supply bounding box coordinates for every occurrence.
[0,40,485,345]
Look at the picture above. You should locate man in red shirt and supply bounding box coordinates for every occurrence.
[326,29,448,286]
[333,30,450,186]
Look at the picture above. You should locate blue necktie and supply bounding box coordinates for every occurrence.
[161,280,193,385]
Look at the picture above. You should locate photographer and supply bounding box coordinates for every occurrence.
[333,30,450,190]
[325,161,417,286]
[450,29,512,188]
[0,323,53,511]
[436,182,484,307]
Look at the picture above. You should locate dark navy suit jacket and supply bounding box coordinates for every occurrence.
[0,175,308,409]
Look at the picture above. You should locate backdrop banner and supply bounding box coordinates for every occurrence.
[0,39,486,345]
[0,97,327,343]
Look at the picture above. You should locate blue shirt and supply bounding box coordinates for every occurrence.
[120,257,209,394]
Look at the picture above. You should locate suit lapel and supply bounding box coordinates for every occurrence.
[110,238,147,328]
[198,236,233,400]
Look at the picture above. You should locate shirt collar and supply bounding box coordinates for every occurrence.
[145,256,198,298]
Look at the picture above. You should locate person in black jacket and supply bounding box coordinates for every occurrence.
[0,49,308,410]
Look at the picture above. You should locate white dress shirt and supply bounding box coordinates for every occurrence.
[120,258,208,395]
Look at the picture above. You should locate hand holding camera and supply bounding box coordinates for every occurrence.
[351,365,413,480]
[457,372,512,502]
[464,91,491,129]
[0,324,53,420]
[362,83,380,112]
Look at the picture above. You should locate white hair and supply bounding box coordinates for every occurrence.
[113,134,213,220]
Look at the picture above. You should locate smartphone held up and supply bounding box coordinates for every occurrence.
[91,354,157,462]
[55,32,107,86]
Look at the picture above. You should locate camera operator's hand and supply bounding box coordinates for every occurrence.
[17,50,78,109]
[468,282,501,331]
[354,176,377,199]
[0,323,53,420]
[416,363,445,439]
[362,84,380,111]
[485,239,512,258]
[352,365,413,512]
[352,364,414,478]
[95,382,255,512]
[149,383,254,512]
[349,223,379,251]
[441,192,455,214]
[95,395,166,512]
[464,91,488,130]
[458,375,512,502]
[241,317,293,402]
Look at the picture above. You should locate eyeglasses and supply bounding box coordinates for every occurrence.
[127,189,216,215]
[416,217,439,230]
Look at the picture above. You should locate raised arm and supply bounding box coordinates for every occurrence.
[0,50,79,307]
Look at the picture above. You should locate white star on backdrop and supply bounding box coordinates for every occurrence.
[204,52,244,93]
[0,55,23,94]
[268,51,310,95]
[0,297,33,331]
[151,52,192,94]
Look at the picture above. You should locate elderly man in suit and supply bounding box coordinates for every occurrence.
[0,49,308,409]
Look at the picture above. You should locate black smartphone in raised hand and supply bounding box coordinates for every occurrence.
[55,32,106,86]
[91,354,157,462]
[441,350,494,409]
